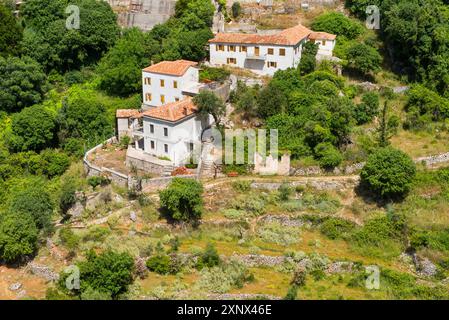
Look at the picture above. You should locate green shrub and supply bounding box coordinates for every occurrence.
[197,243,220,269]
[360,147,416,199]
[259,222,300,245]
[231,180,252,192]
[197,259,254,293]
[120,135,130,149]
[310,268,326,281]
[39,149,71,178]
[159,178,204,222]
[314,142,343,169]
[83,226,111,242]
[410,229,449,251]
[278,182,292,201]
[222,209,246,219]
[63,138,85,158]
[284,285,298,300]
[231,2,241,19]
[231,194,266,216]
[350,214,406,257]
[146,254,171,275]
[87,176,110,190]
[59,227,80,251]
[319,218,356,240]
[59,178,77,215]
[353,92,380,125]
[199,66,230,82]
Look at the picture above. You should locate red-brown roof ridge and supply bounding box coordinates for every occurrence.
[142,97,198,122]
[143,60,198,76]
[208,24,314,46]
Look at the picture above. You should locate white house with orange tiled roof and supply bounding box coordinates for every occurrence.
[116,59,216,169]
[139,97,211,165]
[142,60,201,109]
[309,32,337,57]
[208,24,336,76]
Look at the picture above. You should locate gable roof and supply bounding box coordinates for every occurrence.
[142,97,198,122]
[309,32,337,41]
[208,24,312,46]
[143,60,198,76]
[116,109,141,118]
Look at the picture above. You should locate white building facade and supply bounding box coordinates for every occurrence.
[116,60,214,170]
[142,60,200,108]
[208,24,336,76]
[141,98,211,166]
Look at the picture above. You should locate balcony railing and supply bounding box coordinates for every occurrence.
[246,53,266,60]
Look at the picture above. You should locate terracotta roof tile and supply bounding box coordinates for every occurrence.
[142,97,197,122]
[309,32,337,41]
[143,60,198,76]
[209,24,312,46]
[116,109,141,118]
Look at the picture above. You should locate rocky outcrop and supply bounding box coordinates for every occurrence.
[25,263,59,282]
[207,293,281,300]
[230,254,285,267]
[414,255,438,277]
[326,261,355,274]
[259,215,305,227]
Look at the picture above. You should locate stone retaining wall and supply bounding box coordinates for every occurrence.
[141,175,196,192]
[83,137,129,188]
[291,151,449,177]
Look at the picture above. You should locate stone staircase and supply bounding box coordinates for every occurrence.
[162,164,175,176]
[197,141,217,179]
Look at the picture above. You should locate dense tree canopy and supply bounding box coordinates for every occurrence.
[311,12,364,40]
[0,56,48,112]
[299,42,319,75]
[97,28,159,97]
[0,2,22,57]
[0,211,39,263]
[8,105,56,152]
[261,69,355,159]
[72,250,135,299]
[346,43,382,75]
[57,89,112,143]
[347,0,449,96]
[9,185,54,232]
[21,0,119,73]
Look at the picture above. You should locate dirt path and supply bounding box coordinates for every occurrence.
[201,174,360,191]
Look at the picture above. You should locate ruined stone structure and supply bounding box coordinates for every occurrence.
[105,0,175,31]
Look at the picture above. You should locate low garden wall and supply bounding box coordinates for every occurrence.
[141,175,196,192]
[291,151,449,177]
[125,146,170,176]
[83,136,129,188]
[84,138,196,190]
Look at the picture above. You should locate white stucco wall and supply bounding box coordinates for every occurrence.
[209,41,305,76]
[142,115,210,166]
[314,39,336,57]
[142,67,199,108]
[117,117,139,139]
